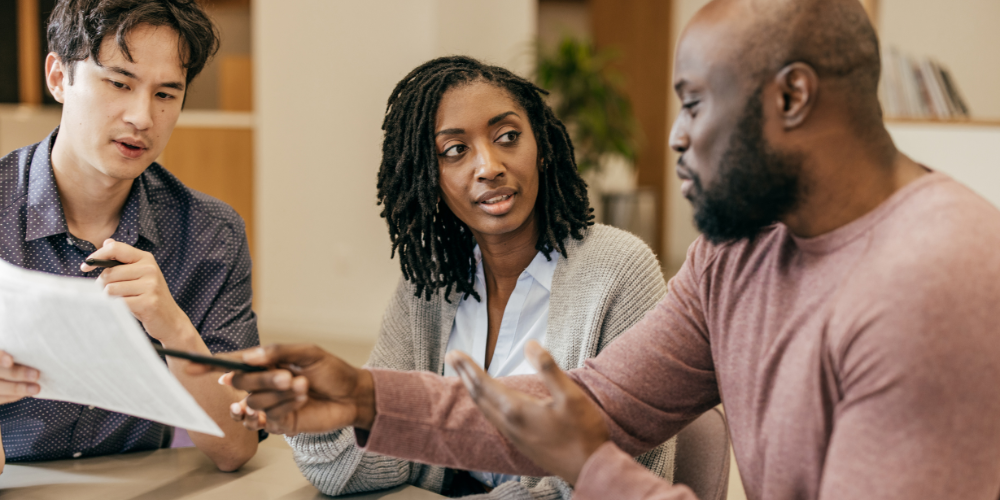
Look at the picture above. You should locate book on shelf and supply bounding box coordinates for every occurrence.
[880,46,970,120]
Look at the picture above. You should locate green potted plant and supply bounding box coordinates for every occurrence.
[536,37,639,174]
[536,37,654,244]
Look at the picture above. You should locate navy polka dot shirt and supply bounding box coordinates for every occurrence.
[0,129,259,462]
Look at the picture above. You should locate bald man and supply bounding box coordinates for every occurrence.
[190,0,1000,498]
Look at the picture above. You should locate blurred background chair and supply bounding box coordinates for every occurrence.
[673,407,732,500]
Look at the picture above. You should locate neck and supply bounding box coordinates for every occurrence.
[50,134,134,245]
[782,125,927,238]
[474,215,540,287]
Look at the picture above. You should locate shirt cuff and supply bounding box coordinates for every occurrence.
[356,368,443,456]
[575,441,691,500]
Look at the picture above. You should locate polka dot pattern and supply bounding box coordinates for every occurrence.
[0,129,259,462]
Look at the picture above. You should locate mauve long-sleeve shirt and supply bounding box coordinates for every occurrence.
[362,171,1000,500]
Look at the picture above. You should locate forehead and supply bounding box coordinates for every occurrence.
[95,24,187,80]
[673,1,752,93]
[435,81,524,128]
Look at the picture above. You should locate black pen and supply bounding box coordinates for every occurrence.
[154,345,267,372]
[85,258,125,268]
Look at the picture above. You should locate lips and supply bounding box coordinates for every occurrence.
[676,163,696,200]
[113,139,147,159]
[475,188,517,216]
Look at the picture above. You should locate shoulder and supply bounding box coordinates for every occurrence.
[0,141,42,211]
[559,223,660,276]
[831,175,1000,366]
[141,163,247,233]
[850,174,1000,304]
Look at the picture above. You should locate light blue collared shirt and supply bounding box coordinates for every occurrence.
[444,245,558,488]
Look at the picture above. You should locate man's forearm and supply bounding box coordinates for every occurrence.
[363,369,550,477]
[163,324,258,472]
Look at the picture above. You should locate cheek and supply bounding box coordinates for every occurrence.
[437,167,467,212]
[690,118,730,186]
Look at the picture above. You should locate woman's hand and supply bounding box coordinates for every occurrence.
[446,340,610,486]
[185,344,376,436]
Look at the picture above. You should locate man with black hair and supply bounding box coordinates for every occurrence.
[201,0,1000,498]
[0,0,259,471]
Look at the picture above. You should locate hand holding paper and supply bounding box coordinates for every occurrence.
[0,350,40,404]
[0,257,223,438]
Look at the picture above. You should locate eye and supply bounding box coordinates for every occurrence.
[497,131,520,144]
[440,143,468,157]
[108,80,128,90]
[682,101,700,115]
[156,92,175,100]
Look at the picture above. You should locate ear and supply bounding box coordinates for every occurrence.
[772,62,819,129]
[45,53,68,104]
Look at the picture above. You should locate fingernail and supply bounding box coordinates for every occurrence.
[0,355,11,368]
[230,402,241,414]
[218,374,228,385]
[274,372,291,389]
[245,407,256,416]
[25,383,40,395]
[292,377,308,393]
[296,394,307,402]
[244,348,265,363]
[26,368,39,381]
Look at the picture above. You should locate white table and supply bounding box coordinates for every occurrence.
[0,443,445,499]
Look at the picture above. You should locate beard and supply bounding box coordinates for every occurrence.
[685,88,804,244]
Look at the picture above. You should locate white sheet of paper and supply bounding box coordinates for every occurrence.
[0,258,223,437]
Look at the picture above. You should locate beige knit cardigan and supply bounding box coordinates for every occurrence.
[287,224,676,499]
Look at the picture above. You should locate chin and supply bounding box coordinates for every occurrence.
[100,161,151,181]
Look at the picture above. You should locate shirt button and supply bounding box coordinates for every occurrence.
[72,452,82,458]
[66,237,73,245]
[88,405,95,410]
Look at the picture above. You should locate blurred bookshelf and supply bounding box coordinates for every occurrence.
[885,117,1000,128]
[870,0,999,124]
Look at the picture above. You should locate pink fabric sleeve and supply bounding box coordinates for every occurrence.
[364,368,551,477]
[575,442,697,500]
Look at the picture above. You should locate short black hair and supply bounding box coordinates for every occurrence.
[46,0,219,87]
[377,56,594,301]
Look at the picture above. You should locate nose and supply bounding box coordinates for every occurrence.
[474,143,505,182]
[122,92,154,131]
[669,116,689,154]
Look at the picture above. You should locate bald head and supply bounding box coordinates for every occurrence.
[693,0,881,104]
[669,0,895,243]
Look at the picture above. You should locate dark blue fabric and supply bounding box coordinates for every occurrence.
[0,129,259,462]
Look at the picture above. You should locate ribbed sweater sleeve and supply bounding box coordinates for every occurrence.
[286,277,439,496]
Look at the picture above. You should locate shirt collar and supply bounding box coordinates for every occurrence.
[25,130,68,242]
[471,245,559,292]
[25,128,160,248]
[112,175,160,248]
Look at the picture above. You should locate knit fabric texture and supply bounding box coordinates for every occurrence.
[287,224,676,499]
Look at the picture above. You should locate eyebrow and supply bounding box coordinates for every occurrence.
[435,128,464,138]
[107,65,186,91]
[435,111,521,138]
[487,111,519,126]
[673,79,689,93]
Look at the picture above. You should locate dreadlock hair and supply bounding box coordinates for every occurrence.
[377,55,594,302]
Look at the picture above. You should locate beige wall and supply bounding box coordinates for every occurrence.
[889,123,1000,207]
[253,0,537,344]
[665,0,711,274]
[879,0,1000,120]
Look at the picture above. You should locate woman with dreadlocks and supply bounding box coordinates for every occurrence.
[283,56,675,498]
